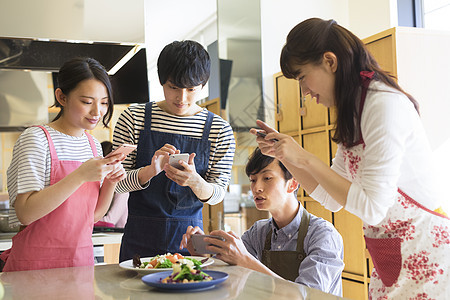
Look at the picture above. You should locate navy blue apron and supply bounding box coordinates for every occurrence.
[119,102,214,262]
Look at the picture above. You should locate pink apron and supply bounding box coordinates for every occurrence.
[343,72,450,299]
[1,125,100,271]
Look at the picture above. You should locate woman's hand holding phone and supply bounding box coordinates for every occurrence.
[251,120,313,169]
[76,156,120,183]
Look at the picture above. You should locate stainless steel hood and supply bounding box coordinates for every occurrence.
[0,37,135,72]
[0,37,147,131]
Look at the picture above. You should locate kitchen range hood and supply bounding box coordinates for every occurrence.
[0,37,134,72]
[0,37,149,131]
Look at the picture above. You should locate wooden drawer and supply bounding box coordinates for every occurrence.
[342,278,367,300]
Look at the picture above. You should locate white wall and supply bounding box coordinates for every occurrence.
[394,28,450,212]
[144,0,217,102]
[0,0,144,43]
[260,0,350,127]
[348,0,398,39]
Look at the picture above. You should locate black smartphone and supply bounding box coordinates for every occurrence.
[256,131,278,141]
[191,234,225,254]
[256,131,267,138]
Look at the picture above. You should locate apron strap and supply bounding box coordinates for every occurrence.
[85,132,98,157]
[359,71,374,116]
[201,111,214,142]
[264,226,272,251]
[144,102,153,131]
[34,125,58,163]
[296,206,310,255]
[354,71,375,144]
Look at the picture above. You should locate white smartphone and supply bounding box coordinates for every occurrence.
[191,234,225,254]
[105,144,137,158]
[168,153,189,169]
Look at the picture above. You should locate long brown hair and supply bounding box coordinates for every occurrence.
[280,18,419,147]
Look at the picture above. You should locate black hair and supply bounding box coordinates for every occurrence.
[245,148,293,181]
[280,18,419,147]
[52,57,114,127]
[157,40,210,88]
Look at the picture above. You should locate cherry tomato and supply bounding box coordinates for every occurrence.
[174,253,184,260]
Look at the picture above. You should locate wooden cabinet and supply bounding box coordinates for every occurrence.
[274,75,300,136]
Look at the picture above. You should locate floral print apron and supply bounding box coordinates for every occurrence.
[343,72,450,299]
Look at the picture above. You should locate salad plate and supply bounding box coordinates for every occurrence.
[119,256,214,273]
[141,270,228,291]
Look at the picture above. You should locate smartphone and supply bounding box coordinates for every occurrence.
[169,153,189,169]
[256,131,267,138]
[256,131,278,142]
[105,144,137,158]
[191,234,225,254]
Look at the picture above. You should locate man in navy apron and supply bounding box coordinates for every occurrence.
[113,41,235,262]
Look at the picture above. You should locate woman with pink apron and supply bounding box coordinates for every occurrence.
[253,18,450,298]
[1,57,126,271]
[1,126,99,271]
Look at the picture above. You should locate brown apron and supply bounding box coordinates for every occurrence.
[261,207,310,281]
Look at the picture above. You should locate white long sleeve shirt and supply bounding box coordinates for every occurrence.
[310,81,440,225]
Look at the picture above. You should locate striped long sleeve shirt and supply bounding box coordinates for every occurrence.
[112,102,235,205]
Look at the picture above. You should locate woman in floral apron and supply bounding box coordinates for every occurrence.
[253,18,450,299]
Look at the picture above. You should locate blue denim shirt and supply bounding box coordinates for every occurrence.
[241,205,344,296]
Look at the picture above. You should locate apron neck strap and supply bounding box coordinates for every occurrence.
[85,131,98,157]
[359,71,374,117]
[201,111,214,141]
[144,102,153,131]
[296,206,310,253]
[35,125,58,163]
[353,71,375,144]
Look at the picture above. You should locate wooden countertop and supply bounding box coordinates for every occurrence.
[0,259,344,299]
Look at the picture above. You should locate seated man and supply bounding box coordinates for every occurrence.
[180,147,344,296]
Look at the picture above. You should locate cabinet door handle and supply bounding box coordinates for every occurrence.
[300,107,307,116]
[276,103,283,121]
[299,97,307,116]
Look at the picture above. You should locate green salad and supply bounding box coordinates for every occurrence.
[160,258,212,283]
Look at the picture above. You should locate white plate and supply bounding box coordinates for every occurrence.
[119,256,214,273]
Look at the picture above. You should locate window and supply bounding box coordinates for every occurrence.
[423,0,450,30]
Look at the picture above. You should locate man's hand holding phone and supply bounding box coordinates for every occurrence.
[168,153,190,170]
[191,234,225,254]
[179,226,225,255]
